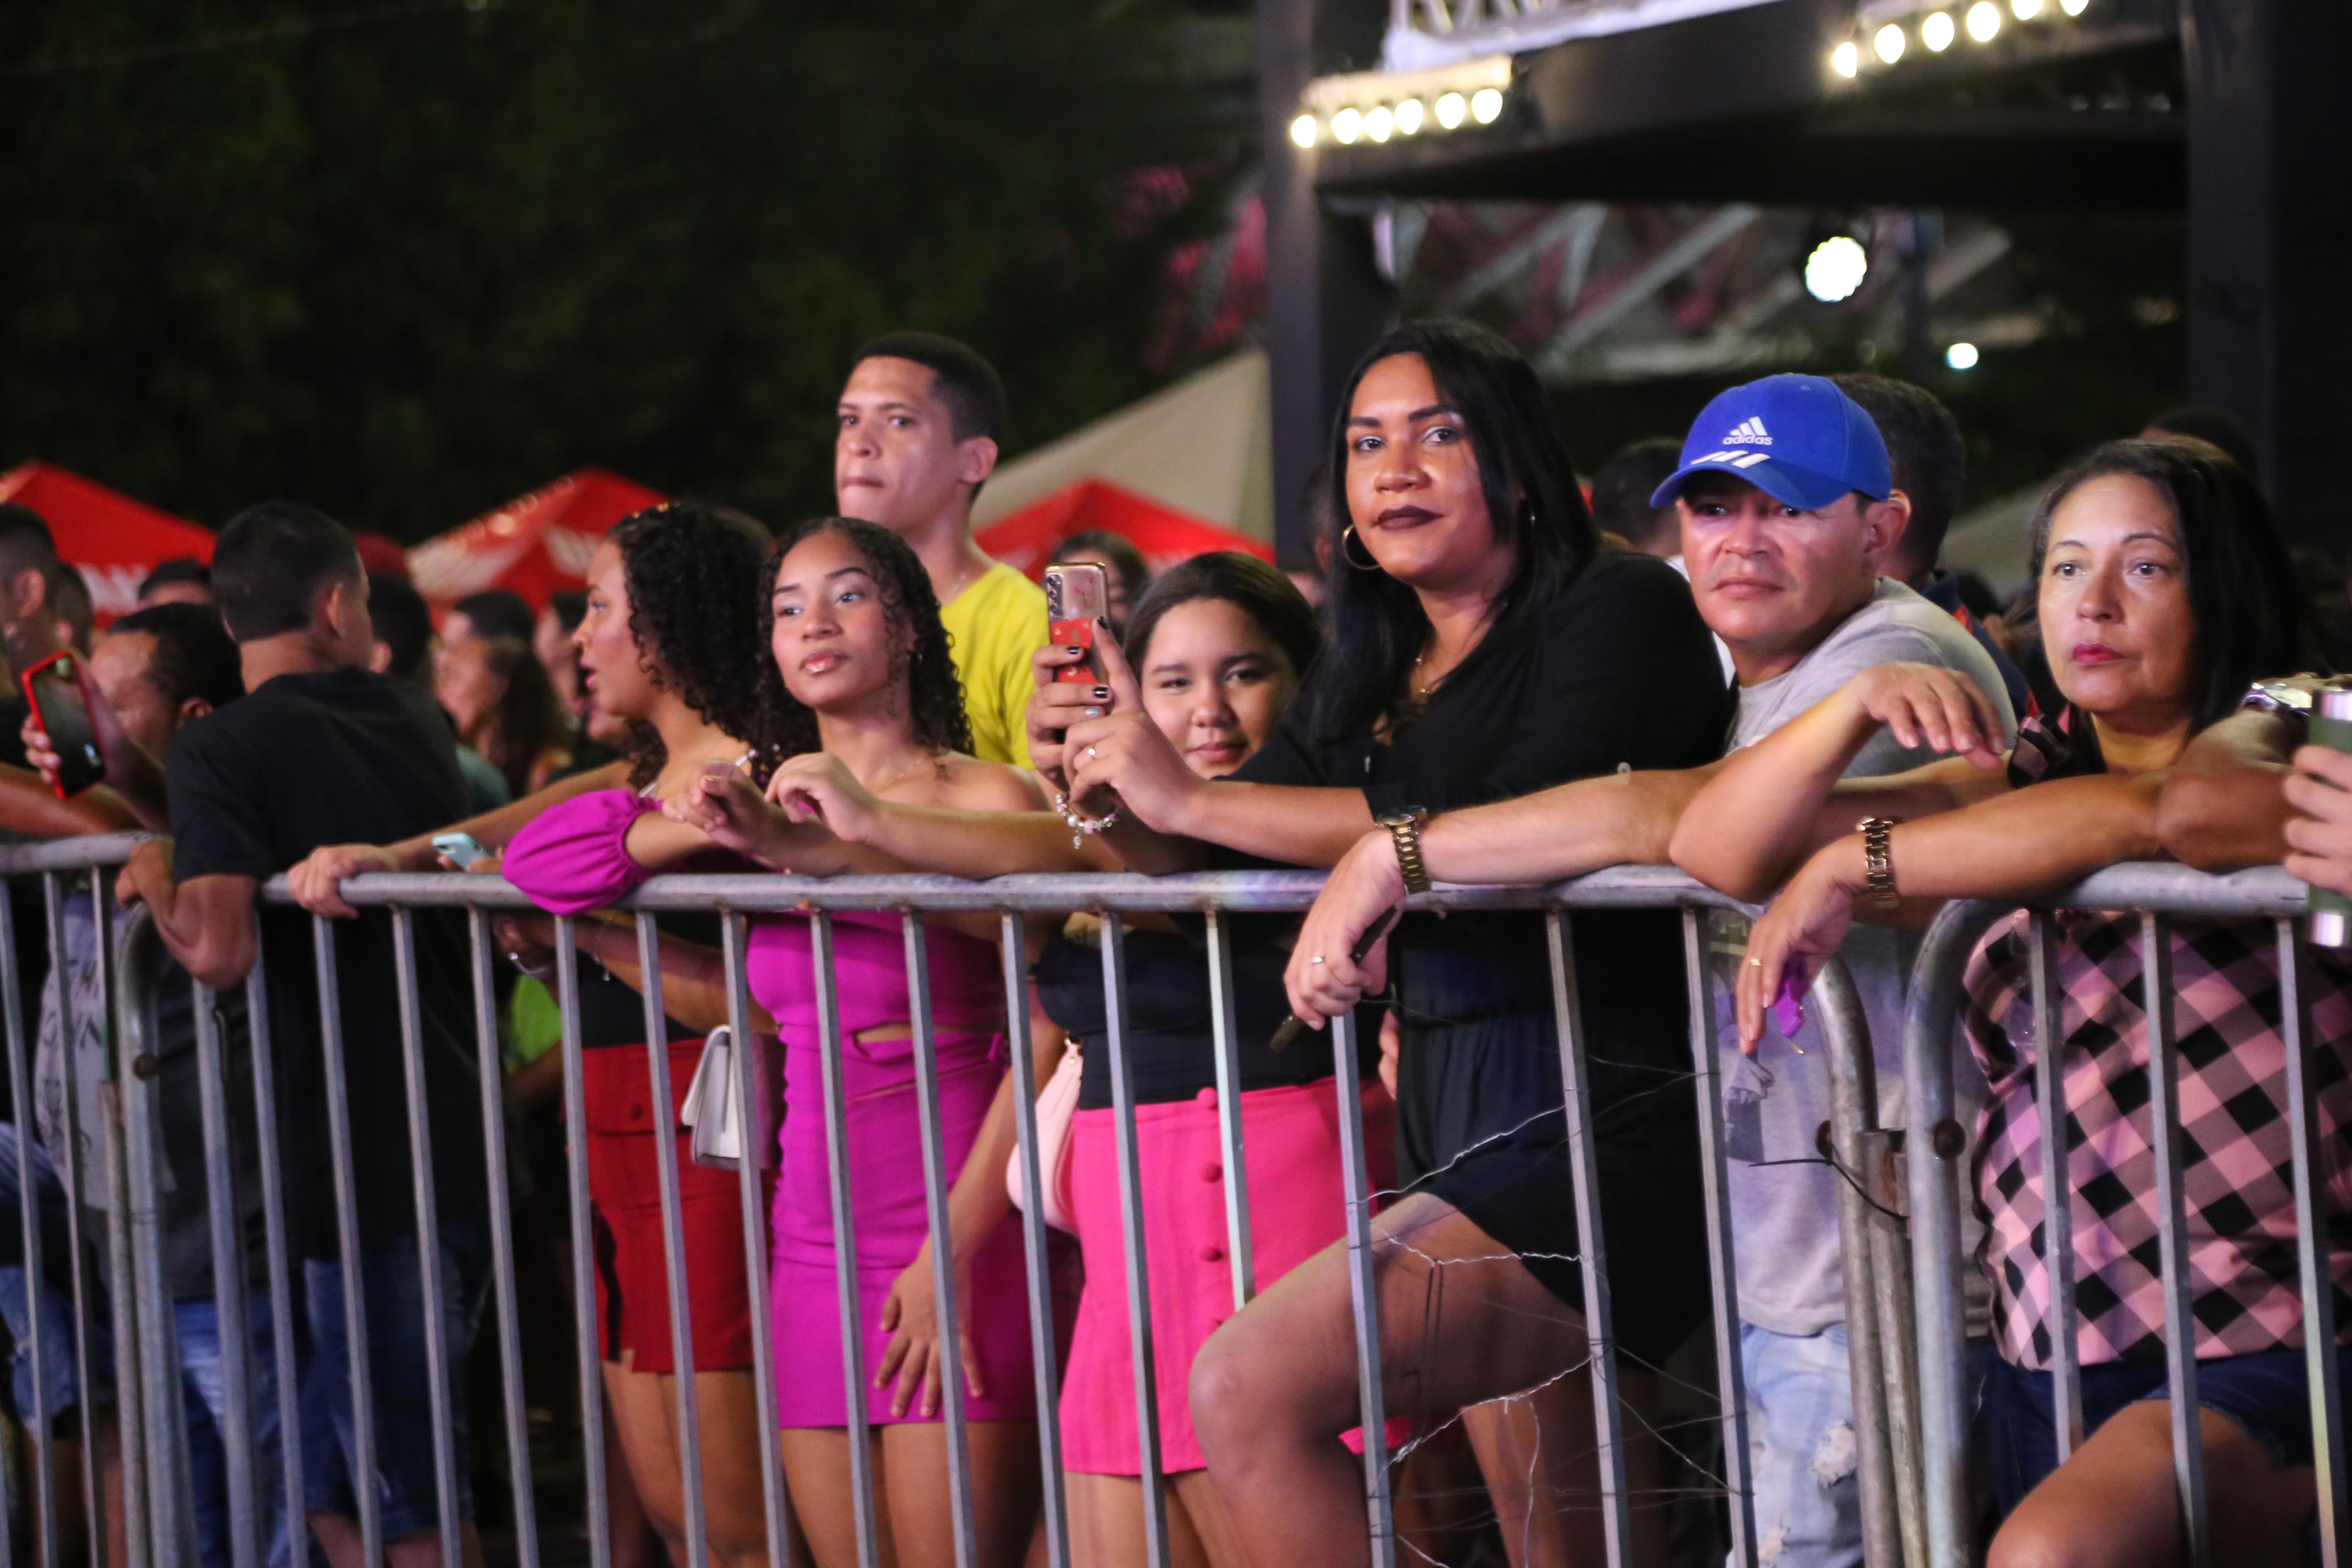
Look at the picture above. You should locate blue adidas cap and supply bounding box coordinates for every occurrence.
[1650,373,1892,513]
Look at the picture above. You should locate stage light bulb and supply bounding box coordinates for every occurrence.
[1946,341,1981,370]
[1922,11,1956,49]
[1874,23,1906,62]
[1331,107,1362,144]
[1365,105,1394,142]
[1831,40,1861,77]
[1804,235,1869,302]
[2060,0,2088,12]
[1966,2,2000,41]
[1434,91,1467,129]
[1470,86,1504,124]
[1289,114,1318,149]
[1395,98,1425,135]
[2012,0,2043,18]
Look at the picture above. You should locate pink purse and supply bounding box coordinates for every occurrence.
[1006,1042,1082,1232]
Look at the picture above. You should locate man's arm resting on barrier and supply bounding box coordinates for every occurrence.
[115,841,257,993]
[2155,709,2296,872]
[290,759,632,916]
[0,765,140,839]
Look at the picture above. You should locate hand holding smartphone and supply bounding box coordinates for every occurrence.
[1043,562,1110,687]
[21,652,105,799]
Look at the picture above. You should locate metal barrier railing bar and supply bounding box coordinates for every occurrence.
[0,842,1913,1568]
[1901,863,2345,1568]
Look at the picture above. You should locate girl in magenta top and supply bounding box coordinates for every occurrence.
[509,517,1056,1568]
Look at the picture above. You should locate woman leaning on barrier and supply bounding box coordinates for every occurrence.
[1034,321,1732,1567]
[293,501,777,1568]
[512,516,1058,1568]
[1673,437,2344,1568]
[771,551,1425,1568]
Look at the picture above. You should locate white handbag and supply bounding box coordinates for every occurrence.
[1005,1042,1082,1232]
[680,1026,780,1172]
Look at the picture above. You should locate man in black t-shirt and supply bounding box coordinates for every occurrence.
[115,503,488,1567]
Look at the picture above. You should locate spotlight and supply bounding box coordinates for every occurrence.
[1831,40,1861,77]
[1395,98,1425,135]
[1289,113,1318,149]
[1922,10,1956,49]
[1331,106,1362,144]
[1470,86,1504,124]
[1434,91,1467,129]
[1804,234,1870,303]
[2060,0,2088,11]
[2011,0,2042,17]
[1945,341,1981,371]
[1365,105,1394,142]
[1966,1,2000,40]
[1874,23,1906,62]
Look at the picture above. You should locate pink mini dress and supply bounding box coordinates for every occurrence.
[505,790,1036,1428]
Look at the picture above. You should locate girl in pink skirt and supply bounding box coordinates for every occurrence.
[521,516,1061,1568]
[768,554,1395,1568]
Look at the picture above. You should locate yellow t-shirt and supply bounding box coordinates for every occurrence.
[940,561,1047,768]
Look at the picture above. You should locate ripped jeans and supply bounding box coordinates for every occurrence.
[1737,1322,1862,1568]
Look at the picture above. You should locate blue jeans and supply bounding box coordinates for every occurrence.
[300,1217,491,1540]
[0,1124,289,1568]
[1740,1322,1864,1568]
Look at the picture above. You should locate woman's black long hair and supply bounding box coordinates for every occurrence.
[607,501,772,789]
[1122,551,1321,681]
[749,517,973,773]
[1312,320,1601,740]
[2026,437,2307,734]
[470,634,570,797]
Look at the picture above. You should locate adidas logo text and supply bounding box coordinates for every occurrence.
[1722,418,1772,446]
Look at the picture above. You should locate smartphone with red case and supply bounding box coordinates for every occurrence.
[21,651,105,798]
[1043,562,1110,686]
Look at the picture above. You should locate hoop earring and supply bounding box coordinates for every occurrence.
[1340,526,1384,573]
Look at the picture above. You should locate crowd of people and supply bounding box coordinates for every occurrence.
[0,318,2342,1568]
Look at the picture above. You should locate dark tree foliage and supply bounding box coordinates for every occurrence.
[0,1,1251,538]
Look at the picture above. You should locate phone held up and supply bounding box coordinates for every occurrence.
[431,832,492,870]
[1043,561,1110,687]
[21,652,105,799]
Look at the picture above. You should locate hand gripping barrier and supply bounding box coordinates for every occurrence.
[0,837,1918,1568]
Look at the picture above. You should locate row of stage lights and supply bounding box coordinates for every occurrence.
[1290,85,1506,148]
[1832,0,2089,76]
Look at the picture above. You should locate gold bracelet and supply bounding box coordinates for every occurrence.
[1857,817,1900,909]
[1378,808,1433,896]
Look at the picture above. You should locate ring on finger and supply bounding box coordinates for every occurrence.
[1086,744,1100,760]
[1310,955,1325,965]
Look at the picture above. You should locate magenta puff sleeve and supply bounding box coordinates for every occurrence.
[502,790,659,915]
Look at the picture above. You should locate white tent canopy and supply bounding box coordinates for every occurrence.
[974,348,1274,543]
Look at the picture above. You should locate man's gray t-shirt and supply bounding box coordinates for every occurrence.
[1711,577,2015,1337]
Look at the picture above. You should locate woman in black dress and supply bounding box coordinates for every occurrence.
[1038,322,1730,1566]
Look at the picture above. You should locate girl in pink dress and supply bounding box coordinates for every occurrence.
[533,517,1058,1568]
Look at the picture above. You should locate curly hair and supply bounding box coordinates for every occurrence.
[606,501,772,788]
[749,517,972,773]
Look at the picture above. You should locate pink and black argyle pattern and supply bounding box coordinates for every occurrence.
[1963,909,2352,1369]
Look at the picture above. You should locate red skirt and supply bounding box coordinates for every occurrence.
[582,1042,762,1374]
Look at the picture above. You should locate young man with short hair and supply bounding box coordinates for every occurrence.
[1286,374,2015,1568]
[114,503,489,1568]
[836,331,1047,765]
[1588,436,1687,559]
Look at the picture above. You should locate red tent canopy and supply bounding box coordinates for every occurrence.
[409,469,667,611]
[975,479,1272,581]
[0,461,214,627]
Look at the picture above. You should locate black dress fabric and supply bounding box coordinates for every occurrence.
[1223,551,1734,1366]
[1033,925,1374,1111]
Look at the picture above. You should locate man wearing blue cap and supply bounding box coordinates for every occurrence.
[1285,372,2014,1567]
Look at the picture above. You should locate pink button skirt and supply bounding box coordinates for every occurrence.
[1059,1080,1399,1475]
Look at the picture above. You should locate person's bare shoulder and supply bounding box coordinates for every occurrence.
[928,754,1049,813]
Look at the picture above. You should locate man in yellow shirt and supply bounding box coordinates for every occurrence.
[836,332,1048,766]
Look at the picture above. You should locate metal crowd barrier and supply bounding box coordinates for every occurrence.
[0,837,1914,1568]
[1901,863,2343,1568]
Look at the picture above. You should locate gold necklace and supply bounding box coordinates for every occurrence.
[864,749,939,796]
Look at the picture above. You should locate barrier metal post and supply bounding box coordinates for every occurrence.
[243,922,307,1568]
[810,912,884,1568]
[2280,919,2349,1567]
[0,886,60,1568]
[310,914,384,1567]
[1681,908,1757,1568]
[465,911,541,1568]
[998,913,1070,1568]
[1329,1006,1395,1568]
[1099,912,1173,1568]
[188,971,260,1568]
[720,911,793,1568]
[551,920,613,1568]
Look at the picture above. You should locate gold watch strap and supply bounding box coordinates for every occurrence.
[1858,816,1900,909]
[1385,812,1432,896]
